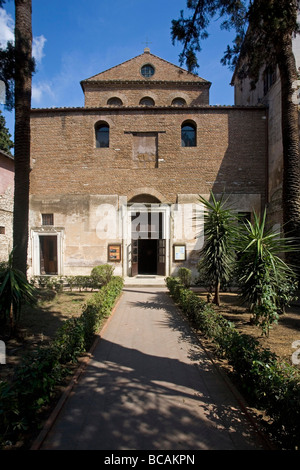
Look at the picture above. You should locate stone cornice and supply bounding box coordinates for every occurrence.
[31,104,266,114]
[80,80,211,90]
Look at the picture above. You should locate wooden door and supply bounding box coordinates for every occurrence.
[157,239,166,275]
[40,235,58,275]
[131,239,138,276]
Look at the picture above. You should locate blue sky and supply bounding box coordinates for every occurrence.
[1,0,236,140]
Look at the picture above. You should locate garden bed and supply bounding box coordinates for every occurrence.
[0,276,124,449]
[194,290,300,366]
[0,290,94,383]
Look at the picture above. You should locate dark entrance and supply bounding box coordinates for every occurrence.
[138,239,157,274]
[40,235,58,275]
[130,209,166,277]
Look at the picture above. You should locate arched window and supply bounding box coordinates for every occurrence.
[181,121,196,147]
[139,97,155,106]
[95,122,109,148]
[107,97,123,106]
[172,97,186,106]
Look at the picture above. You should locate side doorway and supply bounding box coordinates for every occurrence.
[130,210,166,276]
[40,235,58,275]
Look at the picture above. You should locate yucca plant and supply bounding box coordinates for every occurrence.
[0,252,36,334]
[197,192,238,306]
[236,209,298,335]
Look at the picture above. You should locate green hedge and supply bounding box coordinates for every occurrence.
[166,276,300,450]
[0,276,123,448]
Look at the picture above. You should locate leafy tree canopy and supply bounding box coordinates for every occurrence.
[0,0,35,110]
[0,110,13,155]
[171,0,300,82]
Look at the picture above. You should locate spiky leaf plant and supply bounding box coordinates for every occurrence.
[197,192,238,306]
[0,252,36,334]
[236,209,298,335]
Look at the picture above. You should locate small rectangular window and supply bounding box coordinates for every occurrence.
[42,214,54,226]
[0,226,5,234]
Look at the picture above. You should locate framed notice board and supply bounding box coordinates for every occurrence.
[108,244,122,262]
[173,244,186,262]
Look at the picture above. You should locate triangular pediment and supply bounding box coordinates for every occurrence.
[81,49,209,84]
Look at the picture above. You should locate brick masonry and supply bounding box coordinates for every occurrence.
[30,106,267,201]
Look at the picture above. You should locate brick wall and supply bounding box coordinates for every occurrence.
[82,50,210,107]
[83,83,210,108]
[30,106,267,204]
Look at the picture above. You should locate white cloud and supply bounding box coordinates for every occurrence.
[0,8,14,47]
[0,8,46,65]
[32,82,55,105]
[33,35,47,63]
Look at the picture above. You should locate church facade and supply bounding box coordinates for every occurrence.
[28,48,267,280]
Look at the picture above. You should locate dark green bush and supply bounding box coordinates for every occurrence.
[91,264,115,287]
[177,267,192,287]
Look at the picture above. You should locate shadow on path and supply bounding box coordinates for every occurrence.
[41,288,265,451]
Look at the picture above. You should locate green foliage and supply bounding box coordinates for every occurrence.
[91,264,115,287]
[0,41,15,111]
[81,276,124,345]
[196,194,298,335]
[171,0,299,78]
[0,275,123,447]
[177,267,192,287]
[166,277,300,449]
[236,209,298,335]
[66,275,95,291]
[0,111,13,155]
[197,192,237,305]
[0,254,36,330]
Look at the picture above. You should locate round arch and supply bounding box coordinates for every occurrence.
[128,194,161,204]
[127,187,167,204]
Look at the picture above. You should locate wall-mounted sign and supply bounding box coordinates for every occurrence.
[108,244,122,262]
[173,244,186,261]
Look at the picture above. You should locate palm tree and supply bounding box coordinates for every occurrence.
[13,0,33,276]
[278,33,300,259]
[197,192,237,306]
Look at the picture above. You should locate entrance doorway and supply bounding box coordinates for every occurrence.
[138,239,157,274]
[130,210,166,276]
[128,195,169,278]
[131,238,165,276]
[40,235,58,275]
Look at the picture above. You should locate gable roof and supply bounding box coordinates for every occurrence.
[81,48,210,87]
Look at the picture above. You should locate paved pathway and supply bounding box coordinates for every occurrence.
[39,287,266,450]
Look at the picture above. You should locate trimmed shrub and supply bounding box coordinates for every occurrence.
[177,267,192,287]
[91,264,115,288]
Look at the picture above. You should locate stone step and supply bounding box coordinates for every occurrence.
[124,275,166,287]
